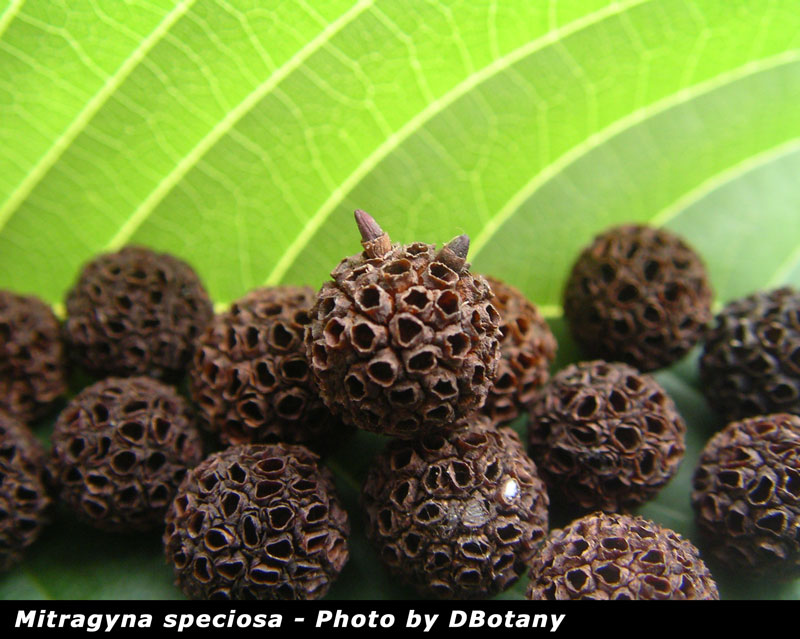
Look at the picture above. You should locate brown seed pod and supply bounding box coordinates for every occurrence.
[190,286,341,448]
[0,412,51,571]
[563,224,713,372]
[362,417,548,599]
[527,360,686,513]
[0,290,67,422]
[64,246,213,380]
[306,211,501,438]
[526,511,719,600]
[164,443,349,600]
[692,413,800,577]
[50,377,203,532]
[481,276,556,427]
[700,287,800,422]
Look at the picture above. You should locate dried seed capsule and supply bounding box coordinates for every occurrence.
[0,290,66,422]
[527,360,686,513]
[527,512,719,600]
[362,417,548,599]
[692,413,800,577]
[481,276,556,427]
[64,246,213,380]
[0,412,50,571]
[190,286,341,448]
[564,225,713,371]
[700,287,800,421]
[164,443,349,600]
[50,377,203,532]
[306,211,501,438]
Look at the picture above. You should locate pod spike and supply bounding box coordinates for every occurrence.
[354,210,392,258]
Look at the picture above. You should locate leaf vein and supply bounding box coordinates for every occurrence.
[104,0,375,251]
[469,50,800,258]
[265,0,653,285]
[0,0,197,236]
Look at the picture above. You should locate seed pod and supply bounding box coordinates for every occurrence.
[527,512,719,600]
[50,377,203,532]
[0,290,66,422]
[527,360,686,512]
[306,211,501,438]
[362,417,548,599]
[481,276,556,427]
[692,413,800,577]
[564,224,713,371]
[190,286,341,448]
[700,287,800,422]
[64,246,213,380]
[0,412,50,571]
[164,443,349,600]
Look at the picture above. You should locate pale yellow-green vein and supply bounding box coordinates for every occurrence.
[470,50,800,259]
[0,0,23,40]
[105,0,375,250]
[264,0,653,285]
[0,0,196,235]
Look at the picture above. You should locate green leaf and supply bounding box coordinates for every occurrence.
[1,0,798,600]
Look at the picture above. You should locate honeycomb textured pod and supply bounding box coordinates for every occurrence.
[692,413,800,577]
[64,246,213,380]
[527,512,718,600]
[0,412,50,571]
[190,286,341,447]
[51,377,203,532]
[700,287,800,421]
[528,360,686,512]
[164,443,349,600]
[362,417,549,599]
[0,290,67,422]
[481,276,556,427]
[306,211,501,438]
[564,225,713,372]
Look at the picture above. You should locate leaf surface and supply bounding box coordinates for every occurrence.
[0,0,798,600]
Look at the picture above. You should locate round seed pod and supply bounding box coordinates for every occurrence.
[164,443,349,600]
[528,360,686,513]
[306,211,501,438]
[0,290,66,422]
[0,412,50,571]
[481,276,556,427]
[700,287,800,422]
[190,286,341,448]
[50,377,203,532]
[362,417,549,599]
[564,224,713,372]
[527,512,719,600]
[64,246,213,380]
[692,413,800,577]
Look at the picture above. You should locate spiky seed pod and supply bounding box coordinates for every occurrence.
[362,417,549,599]
[0,412,50,571]
[528,360,686,513]
[64,246,213,380]
[692,413,800,577]
[481,276,556,427]
[164,443,349,600]
[50,377,203,532]
[306,211,501,438]
[526,512,719,600]
[563,225,713,372]
[700,287,800,422]
[0,290,66,422]
[190,286,341,448]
